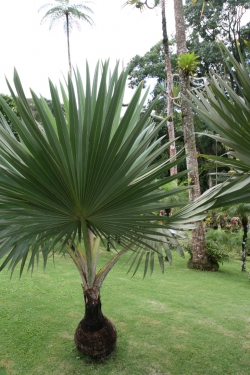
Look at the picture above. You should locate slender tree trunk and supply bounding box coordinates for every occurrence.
[173,0,215,270]
[66,12,72,76]
[241,217,248,271]
[173,0,200,199]
[161,0,177,176]
[74,286,117,358]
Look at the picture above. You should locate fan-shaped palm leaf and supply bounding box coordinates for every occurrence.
[188,41,250,208]
[0,61,214,285]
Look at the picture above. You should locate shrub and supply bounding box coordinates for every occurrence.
[205,229,243,261]
[205,237,229,265]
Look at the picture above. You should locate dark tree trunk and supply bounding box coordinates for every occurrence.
[241,217,248,271]
[74,286,117,358]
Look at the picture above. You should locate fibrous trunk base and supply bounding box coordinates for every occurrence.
[187,258,219,271]
[74,316,117,358]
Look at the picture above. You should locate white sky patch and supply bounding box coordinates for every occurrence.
[0,0,175,101]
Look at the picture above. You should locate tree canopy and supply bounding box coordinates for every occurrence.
[185,0,250,74]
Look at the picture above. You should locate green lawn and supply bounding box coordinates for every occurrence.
[0,249,250,375]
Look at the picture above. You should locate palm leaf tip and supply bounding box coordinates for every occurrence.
[123,227,187,277]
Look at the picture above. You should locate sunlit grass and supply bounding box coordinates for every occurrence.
[0,248,250,375]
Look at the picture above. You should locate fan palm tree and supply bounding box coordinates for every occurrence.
[188,41,250,187]
[39,0,94,75]
[188,41,250,266]
[0,62,213,358]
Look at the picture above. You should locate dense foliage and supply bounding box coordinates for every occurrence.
[0,94,21,140]
[185,0,250,75]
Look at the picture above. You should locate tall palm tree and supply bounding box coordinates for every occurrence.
[0,62,211,358]
[39,0,94,75]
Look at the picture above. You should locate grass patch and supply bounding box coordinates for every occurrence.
[0,249,250,375]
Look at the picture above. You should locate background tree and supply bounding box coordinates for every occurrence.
[127,41,175,93]
[185,0,250,76]
[173,0,212,270]
[126,23,229,192]
[39,0,94,75]
[124,0,177,176]
[125,0,223,269]
[0,94,21,140]
[161,0,177,175]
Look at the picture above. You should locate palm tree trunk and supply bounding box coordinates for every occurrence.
[161,0,177,176]
[66,12,72,76]
[74,286,117,358]
[173,0,216,270]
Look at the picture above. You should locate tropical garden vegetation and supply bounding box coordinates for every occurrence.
[185,0,250,76]
[125,0,250,271]
[125,0,213,272]
[1,0,250,363]
[188,40,250,271]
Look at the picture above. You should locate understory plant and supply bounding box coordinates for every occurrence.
[205,229,230,264]
[184,228,242,268]
[0,62,211,358]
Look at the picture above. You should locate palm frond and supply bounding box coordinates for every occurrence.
[187,40,250,206]
[0,61,212,279]
[39,1,94,29]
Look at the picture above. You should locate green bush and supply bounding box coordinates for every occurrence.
[205,237,229,265]
[205,229,243,262]
[0,94,20,139]
[184,229,244,266]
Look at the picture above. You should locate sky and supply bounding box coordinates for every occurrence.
[0,0,176,100]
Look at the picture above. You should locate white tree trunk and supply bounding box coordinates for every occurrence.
[66,13,72,76]
[161,0,177,176]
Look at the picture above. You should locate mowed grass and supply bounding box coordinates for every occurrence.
[0,248,250,375]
